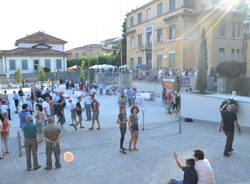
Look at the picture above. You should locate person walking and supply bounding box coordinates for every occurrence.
[89,95,100,130]
[75,97,85,129]
[126,88,133,107]
[116,107,128,154]
[1,101,9,120]
[83,94,92,121]
[1,113,10,155]
[19,104,31,147]
[118,94,127,108]
[43,117,62,170]
[34,104,46,143]
[3,91,11,120]
[43,97,51,119]
[13,91,19,113]
[68,99,77,127]
[128,106,140,151]
[193,150,215,184]
[18,88,25,103]
[54,99,67,134]
[22,115,41,171]
[219,104,241,157]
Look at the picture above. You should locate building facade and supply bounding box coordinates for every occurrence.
[0,31,68,74]
[126,0,246,71]
[67,44,115,59]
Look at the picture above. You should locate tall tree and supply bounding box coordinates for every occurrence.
[196,29,208,94]
[121,19,127,66]
[38,67,46,82]
[15,68,23,84]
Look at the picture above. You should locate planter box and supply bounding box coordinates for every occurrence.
[181,92,250,127]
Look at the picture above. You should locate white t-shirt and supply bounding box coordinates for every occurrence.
[83,96,92,105]
[69,102,76,111]
[195,159,215,184]
[1,105,8,113]
[43,102,51,116]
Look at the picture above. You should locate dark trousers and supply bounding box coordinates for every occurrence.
[85,104,91,120]
[46,143,61,168]
[7,108,11,120]
[120,126,127,149]
[128,99,133,107]
[224,130,234,154]
[24,138,39,169]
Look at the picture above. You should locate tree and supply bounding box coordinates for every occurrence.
[38,67,46,82]
[121,19,127,66]
[196,29,208,94]
[80,63,85,82]
[15,68,23,84]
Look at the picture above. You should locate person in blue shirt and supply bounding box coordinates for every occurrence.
[22,115,41,171]
[167,152,198,184]
[126,88,133,107]
[19,104,31,146]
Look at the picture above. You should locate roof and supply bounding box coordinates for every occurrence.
[15,31,67,46]
[0,48,68,57]
[69,44,115,51]
[101,37,121,44]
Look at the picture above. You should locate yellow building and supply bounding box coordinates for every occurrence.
[67,44,114,59]
[244,33,250,76]
[126,0,246,71]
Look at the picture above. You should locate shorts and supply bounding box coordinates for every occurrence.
[130,124,139,132]
[71,110,77,120]
[77,112,83,121]
[92,111,99,121]
[170,179,183,184]
[14,99,19,107]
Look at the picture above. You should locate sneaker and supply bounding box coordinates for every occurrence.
[34,165,41,171]
[224,153,231,157]
[96,127,101,130]
[44,167,52,170]
[229,149,234,153]
[120,150,127,155]
[88,127,94,130]
[80,126,85,129]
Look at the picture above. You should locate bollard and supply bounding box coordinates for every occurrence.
[142,110,145,131]
[17,131,23,157]
[178,115,182,134]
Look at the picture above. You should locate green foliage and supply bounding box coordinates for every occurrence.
[216,61,246,78]
[80,63,85,82]
[121,19,127,66]
[15,68,23,83]
[196,29,208,94]
[88,69,95,83]
[220,99,239,113]
[38,67,46,82]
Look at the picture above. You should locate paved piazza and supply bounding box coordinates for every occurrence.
[0,88,250,184]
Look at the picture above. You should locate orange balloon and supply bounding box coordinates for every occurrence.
[64,152,74,163]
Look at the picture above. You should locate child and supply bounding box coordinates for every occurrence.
[116,107,128,154]
[167,152,198,184]
[0,114,9,155]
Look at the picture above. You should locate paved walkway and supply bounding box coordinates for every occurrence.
[1,89,250,184]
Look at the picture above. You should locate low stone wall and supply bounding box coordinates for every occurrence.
[181,92,250,127]
[131,80,162,95]
[46,71,80,82]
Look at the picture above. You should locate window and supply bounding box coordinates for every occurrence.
[45,59,51,68]
[232,21,236,38]
[56,59,62,69]
[219,48,225,63]
[157,3,163,16]
[146,8,152,20]
[169,25,176,40]
[219,20,225,37]
[237,49,241,61]
[236,22,241,38]
[138,57,142,65]
[130,16,134,27]
[169,53,176,68]
[130,57,134,69]
[157,28,163,42]
[231,49,236,60]
[157,55,163,69]
[9,60,16,70]
[169,0,176,12]
[130,37,135,48]
[138,34,143,48]
[21,59,28,70]
[138,12,142,24]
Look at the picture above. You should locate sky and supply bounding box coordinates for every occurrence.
[0,0,149,50]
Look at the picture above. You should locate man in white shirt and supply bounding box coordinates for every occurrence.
[83,94,92,121]
[43,97,51,118]
[68,99,77,127]
[193,150,215,184]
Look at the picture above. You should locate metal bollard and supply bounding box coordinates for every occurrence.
[142,110,145,131]
[17,131,23,157]
[178,115,182,134]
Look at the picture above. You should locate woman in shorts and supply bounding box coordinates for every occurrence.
[128,106,140,151]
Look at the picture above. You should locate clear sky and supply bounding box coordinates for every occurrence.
[0,0,149,50]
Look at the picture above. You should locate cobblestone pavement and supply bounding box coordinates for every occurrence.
[1,89,250,184]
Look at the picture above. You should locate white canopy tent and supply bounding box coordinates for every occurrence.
[119,65,127,69]
[89,64,117,70]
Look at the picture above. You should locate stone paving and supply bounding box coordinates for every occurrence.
[1,90,250,184]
